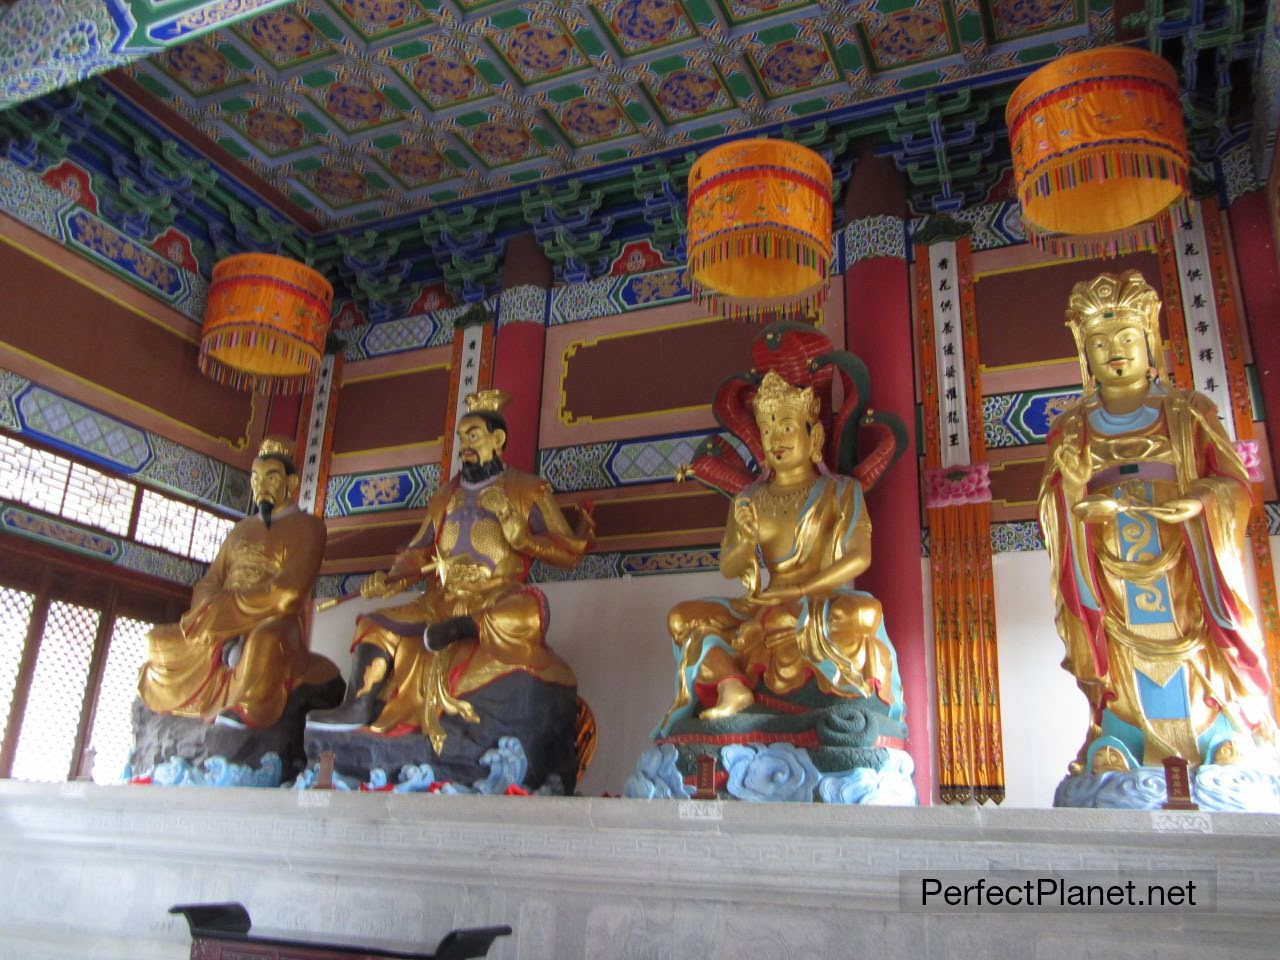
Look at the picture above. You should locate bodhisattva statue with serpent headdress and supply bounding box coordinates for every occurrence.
[625,322,916,804]
[1040,271,1280,810]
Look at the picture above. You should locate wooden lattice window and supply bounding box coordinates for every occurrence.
[0,555,183,783]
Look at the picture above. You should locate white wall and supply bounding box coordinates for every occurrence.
[311,537,1280,804]
[990,550,1088,807]
[309,571,727,797]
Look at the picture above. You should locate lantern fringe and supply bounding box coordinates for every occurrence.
[692,285,829,323]
[1023,146,1188,204]
[1024,213,1172,260]
[688,227,830,322]
[198,326,321,396]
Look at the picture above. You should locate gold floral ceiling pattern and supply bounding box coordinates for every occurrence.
[120,0,1109,226]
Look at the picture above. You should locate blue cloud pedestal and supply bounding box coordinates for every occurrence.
[624,682,917,804]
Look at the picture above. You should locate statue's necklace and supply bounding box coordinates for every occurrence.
[756,477,817,518]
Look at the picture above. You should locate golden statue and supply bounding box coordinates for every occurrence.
[658,370,899,732]
[138,438,337,728]
[308,390,593,751]
[1038,271,1277,778]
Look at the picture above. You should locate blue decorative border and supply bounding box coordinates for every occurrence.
[324,463,441,518]
[909,201,1027,254]
[0,502,204,585]
[921,521,1047,557]
[314,572,369,600]
[538,430,751,491]
[550,266,690,325]
[0,159,208,320]
[2,369,247,514]
[990,520,1045,553]
[983,387,1080,448]
[841,215,907,265]
[497,284,550,328]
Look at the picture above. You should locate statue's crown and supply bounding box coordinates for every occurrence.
[1065,271,1161,338]
[752,371,820,423]
[257,436,293,460]
[464,389,511,415]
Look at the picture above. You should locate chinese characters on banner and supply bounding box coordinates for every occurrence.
[928,241,970,468]
[1173,200,1236,440]
[449,322,487,476]
[298,353,337,515]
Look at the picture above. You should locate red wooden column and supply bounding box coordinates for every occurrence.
[490,234,553,472]
[265,393,303,441]
[1227,191,1280,482]
[843,214,932,804]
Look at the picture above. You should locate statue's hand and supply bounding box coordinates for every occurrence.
[754,583,804,604]
[733,497,759,543]
[1147,498,1204,524]
[1072,495,1121,524]
[360,570,398,600]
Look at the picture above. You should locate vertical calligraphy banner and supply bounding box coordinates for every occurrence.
[928,241,971,468]
[440,315,496,477]
[915,225,1005,805]
[1172,201,1236,438]
[296,353,340,517]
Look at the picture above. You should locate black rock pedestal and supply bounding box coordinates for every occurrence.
[304,672,580,794]
[128,676,344,786]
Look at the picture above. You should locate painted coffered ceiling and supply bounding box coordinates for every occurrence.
[119,0,1110,227]
[0,0,1272,313]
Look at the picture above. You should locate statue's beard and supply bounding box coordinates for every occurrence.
[256,500,274,529]
[460,455,504,484]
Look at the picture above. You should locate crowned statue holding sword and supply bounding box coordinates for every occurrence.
[1039,272,1279,809]
[307,389,596,793]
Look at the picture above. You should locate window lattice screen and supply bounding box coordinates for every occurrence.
[190,511,234,564]
[61,463,135,536]
[135,490,196,556]
[88,616,151,784]
[1,431,236,562]
[10,601,99,782]
[0,586,36,748]
[0,434,70,515]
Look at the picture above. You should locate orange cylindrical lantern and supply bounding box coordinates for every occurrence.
[687,138,833,322]
[1006,46,1190,257]
[199,253,334,395]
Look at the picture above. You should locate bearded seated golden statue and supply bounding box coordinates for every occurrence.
[308,390,592,766]
[658,371,901,735]
[137,439,338,732]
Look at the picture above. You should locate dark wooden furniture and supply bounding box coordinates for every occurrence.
[170,903,511,960]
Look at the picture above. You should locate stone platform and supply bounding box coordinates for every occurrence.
[0,781,1278,959]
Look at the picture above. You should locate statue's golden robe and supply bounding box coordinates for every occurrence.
[138,506,331,727]
[354,467,586,735]
[660,474,901,733]
[1038,386,1274,767]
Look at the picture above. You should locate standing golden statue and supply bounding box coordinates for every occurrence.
[309,390,593,758]
[138,437,337,729]
[1039,271,1278,805]
[660,371,897,729]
